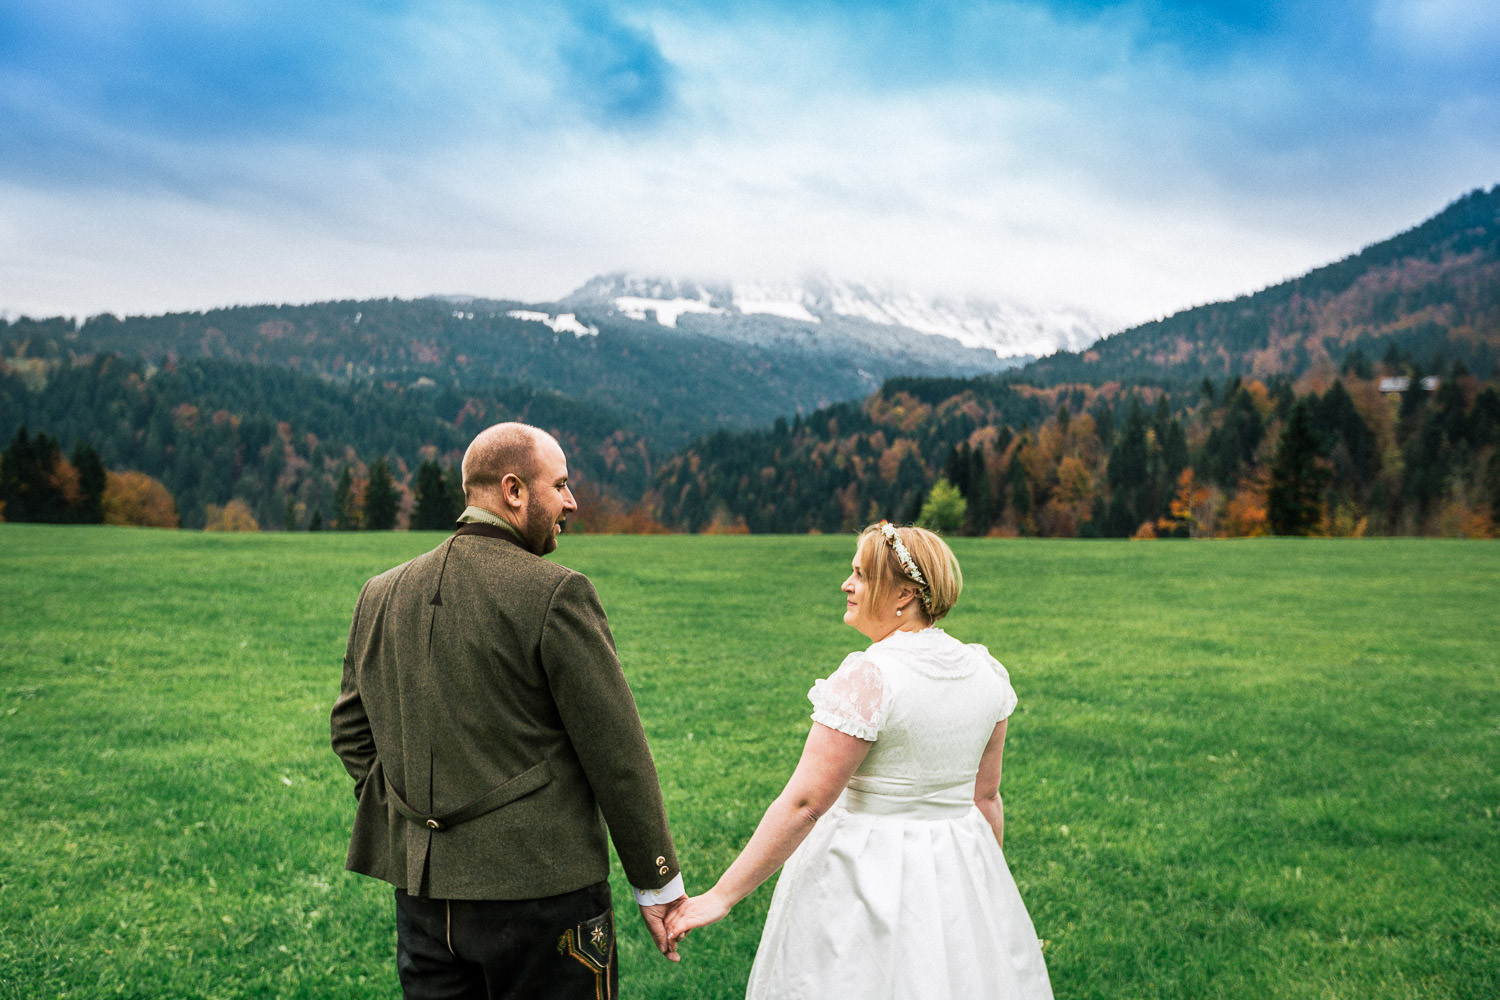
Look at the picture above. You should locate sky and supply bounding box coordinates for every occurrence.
[1,1,1497,330]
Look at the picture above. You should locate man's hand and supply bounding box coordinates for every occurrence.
[638,895,687,962]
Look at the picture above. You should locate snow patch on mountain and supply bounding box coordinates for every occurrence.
[559,273,1112,360]
[506,309,599,337]
[730,283,823,324]
[611,295,724,328]
[817,283,1104,359]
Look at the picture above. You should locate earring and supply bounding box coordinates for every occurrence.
[896,607,903,617]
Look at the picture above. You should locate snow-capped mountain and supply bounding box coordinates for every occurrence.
[551,273,1111,363]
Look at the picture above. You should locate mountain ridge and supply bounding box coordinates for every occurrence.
[552,272,1110,363]
[0,281,1029,454]
[1016,185,1500,384]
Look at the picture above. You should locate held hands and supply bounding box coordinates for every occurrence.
[664,889,732,947]
[638,896,687,962]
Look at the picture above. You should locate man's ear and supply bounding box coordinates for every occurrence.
[500,472,527,510]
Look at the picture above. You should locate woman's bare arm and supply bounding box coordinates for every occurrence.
[665,723,871,940]
[973,718,1008,849]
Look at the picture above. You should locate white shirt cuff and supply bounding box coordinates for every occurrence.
[632,873,685,906]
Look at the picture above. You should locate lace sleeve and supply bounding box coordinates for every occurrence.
[808,652,885,741]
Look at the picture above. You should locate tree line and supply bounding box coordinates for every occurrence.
[0,354,654,530]
[0,422,474,533]
[5,353,1498,538]
[650,360,1500,538]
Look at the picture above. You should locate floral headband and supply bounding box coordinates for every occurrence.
[877,521,934,613]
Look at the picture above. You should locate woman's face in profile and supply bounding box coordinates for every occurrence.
[841,549,895,640]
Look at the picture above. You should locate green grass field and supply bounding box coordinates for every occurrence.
[1,525,1496,999]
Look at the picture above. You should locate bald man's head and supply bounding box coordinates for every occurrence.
[462,423,548,503]
[461,422,576,554]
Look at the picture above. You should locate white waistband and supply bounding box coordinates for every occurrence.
[839,782,974,820]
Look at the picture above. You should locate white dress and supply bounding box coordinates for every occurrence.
[745,628,1053,1000]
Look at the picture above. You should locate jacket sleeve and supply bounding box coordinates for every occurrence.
[540,571,679,893]
[331,585,378,799]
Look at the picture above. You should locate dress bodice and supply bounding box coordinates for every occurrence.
[810,628,1018,806]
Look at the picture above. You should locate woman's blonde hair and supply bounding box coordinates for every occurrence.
[855,522,963,623]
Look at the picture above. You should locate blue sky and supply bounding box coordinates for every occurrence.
[1,0,1496,327]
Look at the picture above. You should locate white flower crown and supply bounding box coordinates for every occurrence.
[877,521,934,613]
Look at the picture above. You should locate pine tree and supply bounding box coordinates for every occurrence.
[0,426,34,521]
[1206,386,1265,487]
[71,442,107,524]
[444,465,465,519]
[0,427,71,522]
[333,467,360,531]
[1486,451,1500,526]
[943,444,970,497]
[413,460,455,531]
[964,444,993,534]
[1006,451,1031,523]
[1315,380,1378,510]
[1268,400,1329,535]
[1103,398,1149,536]
[364,458,399,530]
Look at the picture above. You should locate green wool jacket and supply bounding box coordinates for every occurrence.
[331,524,679,900]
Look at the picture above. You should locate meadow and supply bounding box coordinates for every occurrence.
[0,524,1495,999]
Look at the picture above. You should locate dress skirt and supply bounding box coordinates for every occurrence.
[745,791,1052,1000]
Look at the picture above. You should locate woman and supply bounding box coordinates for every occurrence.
[666,521,1052,998]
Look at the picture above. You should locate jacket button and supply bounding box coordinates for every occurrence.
[659,865,670,875]
[656,856,666,866]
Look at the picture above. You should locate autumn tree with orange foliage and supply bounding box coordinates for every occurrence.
[102,470,179,528]
[1218,468,1270,537]
[1157,468,1217,538]
[701,509,751,534]
[569,480,669,534]
[203,499,260,532]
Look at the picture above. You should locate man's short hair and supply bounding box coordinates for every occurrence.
[462,423,544,500]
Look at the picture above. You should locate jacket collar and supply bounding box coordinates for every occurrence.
[454,522,531,552]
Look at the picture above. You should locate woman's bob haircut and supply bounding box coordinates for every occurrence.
[854,522,963,623]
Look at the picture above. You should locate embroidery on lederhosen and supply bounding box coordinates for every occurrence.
[557,909,616,1000]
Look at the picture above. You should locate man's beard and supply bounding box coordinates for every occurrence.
[523,496,561,555]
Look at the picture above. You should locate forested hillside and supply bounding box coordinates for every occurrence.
[650,361,1500,537]
[0,355,655,530]
[0,290,1011,528]
[1024,186,1500,384]
[0,295,978,449]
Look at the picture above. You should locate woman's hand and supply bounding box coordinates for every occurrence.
[665,889,732,944]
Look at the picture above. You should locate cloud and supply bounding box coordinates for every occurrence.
[0,1,671,187]
[0,3,379,150]
[0,1,1496,324]
[557,4,678,124]
[1372,0,1500,60]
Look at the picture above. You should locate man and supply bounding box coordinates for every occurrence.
[332,422,684,999]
